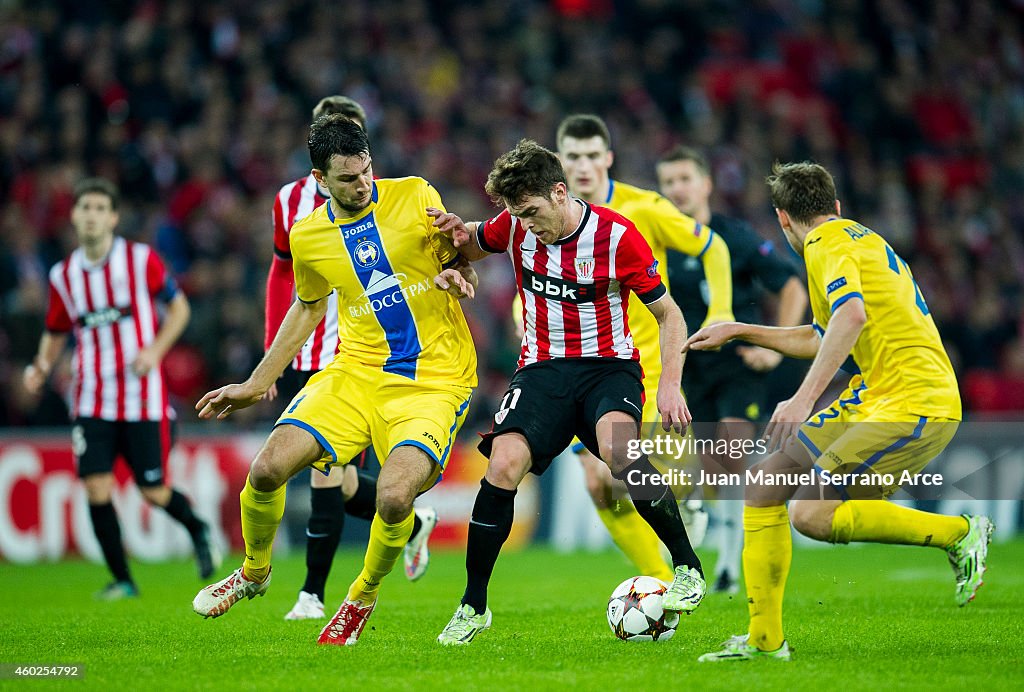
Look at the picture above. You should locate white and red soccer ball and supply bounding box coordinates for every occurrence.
[606,576,680,642]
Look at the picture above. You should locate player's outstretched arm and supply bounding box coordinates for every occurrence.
[427,208,489,262]
[685,321,820,359]
[196,296,329,420]
[645,294,692,433]
[23,331,69,394]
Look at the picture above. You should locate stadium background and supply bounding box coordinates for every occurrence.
[1,0,1022,563]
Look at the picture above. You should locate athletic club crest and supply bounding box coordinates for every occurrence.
[495,409,509,424]
[574,256,595,280]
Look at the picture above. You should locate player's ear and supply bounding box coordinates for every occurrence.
[606,149,614,169]
[775,207,790,229]
[835,199,841,217]
[311,169,325,186]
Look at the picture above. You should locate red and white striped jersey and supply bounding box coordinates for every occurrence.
[269,173,339,371]
[45,237,177,422]
[478,200,666,368]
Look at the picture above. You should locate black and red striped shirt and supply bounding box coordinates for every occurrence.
[45,237,178,422]
[479,200,666,368]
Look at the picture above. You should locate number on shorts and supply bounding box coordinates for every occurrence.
[499,388,522,412]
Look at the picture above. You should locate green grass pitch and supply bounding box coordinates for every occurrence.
[2,541,1021,690]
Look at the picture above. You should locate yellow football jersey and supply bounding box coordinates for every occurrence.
[289,177,477,387]
[605,179,733,384]
[803,218,960,420]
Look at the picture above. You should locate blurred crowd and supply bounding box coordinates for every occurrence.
[1,0,1023,429]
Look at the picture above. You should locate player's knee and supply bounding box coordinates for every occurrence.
[486,436,531,489]
[583,463,612,503]
[789,501,831,541]
[83,474,113,504]
[375,484,413,524]
[249,455,286,492]
[341,465,359,501]
[140,485,170,506]
[486,455,528,489]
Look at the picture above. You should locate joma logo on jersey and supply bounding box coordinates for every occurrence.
[421,431,442,452]
[78,306,131,329]
[523,267,598,304]
[341,220,375,239]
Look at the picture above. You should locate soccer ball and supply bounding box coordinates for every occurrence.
[606,576,680,642]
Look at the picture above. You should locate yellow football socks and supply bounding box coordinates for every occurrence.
[744,504,791,652]
[347,511,415,604]
[598,502,674,582]
[830,500,969,548]
[239,477,286,583]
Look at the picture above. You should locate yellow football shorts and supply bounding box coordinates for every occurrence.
[796,399,958,499]
[277,362,472,492]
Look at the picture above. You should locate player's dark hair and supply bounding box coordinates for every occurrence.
[308,114,370,173]
[485,139,568,208]
[556,114,611,149]
[73,177,120,210]
[766,161,837,225]
[313,95,367,131]
[657,145,710,176]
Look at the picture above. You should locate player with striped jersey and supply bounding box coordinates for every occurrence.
[193,115,477,647]
[554,115,736,583]
[24,177,217,599]
[688,162,993,662]
[431,140,705,645]
[265,96,436,622]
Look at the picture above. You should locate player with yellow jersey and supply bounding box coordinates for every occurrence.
[554,115,734,581]
[686,162,993,662]
[191,115,477,647]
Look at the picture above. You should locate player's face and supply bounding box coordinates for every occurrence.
[656,159,711,217]
[507,184,572,245]
[559,136,613,202]
[317,153,374,213]
[71,193,118,246]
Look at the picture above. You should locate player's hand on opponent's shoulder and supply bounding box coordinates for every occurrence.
[196,381,267,420]
[737,345,783,372]
[427,207,471,247]
[763,395,814,452]
[683,322,745,352]
[657,386,692,434]
[434,268,475,300]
